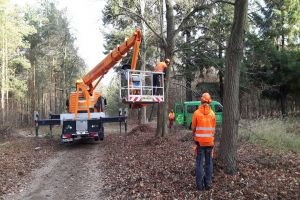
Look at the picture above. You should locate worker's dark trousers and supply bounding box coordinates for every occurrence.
[196,145,213,190]
[168,119,174,128]
[153,74,161,95]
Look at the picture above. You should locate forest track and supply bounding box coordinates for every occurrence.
[3,141,106,200]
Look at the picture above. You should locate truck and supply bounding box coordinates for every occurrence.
[174,100,223,129]
[34,28,165,143]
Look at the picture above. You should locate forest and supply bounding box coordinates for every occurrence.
[0,0,85,126]
[0,0,299,199]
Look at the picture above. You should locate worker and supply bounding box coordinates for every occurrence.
[131,74,141,95]
[94,96,103,112]
[153,58,170,95]
[192,92,216,191]
[121,64,131,87]
[168,109,175,128]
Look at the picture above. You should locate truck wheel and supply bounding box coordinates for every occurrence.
[99,127,104,141]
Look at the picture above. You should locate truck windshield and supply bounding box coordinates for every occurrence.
[176,105,183,113]
[214,104,223,112]
[187,105,198,113]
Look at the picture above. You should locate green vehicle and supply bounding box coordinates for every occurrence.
[174,101,223,129]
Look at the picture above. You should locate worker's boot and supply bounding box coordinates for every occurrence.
[196,180,205,191]
[204,184,211,191]
[203,177,211,191]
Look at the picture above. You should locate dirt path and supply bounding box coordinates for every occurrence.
[3,141,106,200]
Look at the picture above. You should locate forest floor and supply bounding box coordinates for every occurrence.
[0,120,299,199]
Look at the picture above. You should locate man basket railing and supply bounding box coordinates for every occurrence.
[120,69,164,104]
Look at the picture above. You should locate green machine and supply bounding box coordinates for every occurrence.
[174,103,184,125]
[174,101,223,129]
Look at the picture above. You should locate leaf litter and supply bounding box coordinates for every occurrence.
[101,123,300,199]
[0,124,299,199]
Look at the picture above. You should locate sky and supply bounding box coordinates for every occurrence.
[11,0,114,85]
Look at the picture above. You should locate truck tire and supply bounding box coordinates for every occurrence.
[99,127,104,141]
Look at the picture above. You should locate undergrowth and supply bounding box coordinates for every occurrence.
[239,117,300,152]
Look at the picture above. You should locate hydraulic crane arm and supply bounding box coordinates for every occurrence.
[82,28,142,94]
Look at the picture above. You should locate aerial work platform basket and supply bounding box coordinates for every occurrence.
[120,70,164,104]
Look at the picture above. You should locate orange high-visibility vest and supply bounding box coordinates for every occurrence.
[192,104,216,146]
[169,112,175,120]
[155,62,167,72]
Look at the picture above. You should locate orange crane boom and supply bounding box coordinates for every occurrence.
[36,29,143,145]
[68,28,142,117]
[82,28,142,94]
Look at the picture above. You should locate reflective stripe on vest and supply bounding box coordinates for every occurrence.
[196,127,215,131]
[78,106,94,109]
[195,133,214,138]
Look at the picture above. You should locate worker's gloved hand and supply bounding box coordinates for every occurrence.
[193,145,198,157]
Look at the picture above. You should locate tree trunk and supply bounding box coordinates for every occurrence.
[156,0,165,137]
[280,85,288,117]
[139,0,147,125]
[49,64,52,113]
[186,76,193,101]
[61,46,67,112]
[155,103,162,137]
[185,30,193,101]
[159,0,164,59]
[278,9,288,118]
[218,45,224,103]
[5,35,8,122]
[161,0,175,137]
[30,58,36,122]
[220,0,248,174]
[1,14,7,123]
[1,28,5,123]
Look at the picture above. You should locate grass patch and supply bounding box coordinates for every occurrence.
[239,117,300,152]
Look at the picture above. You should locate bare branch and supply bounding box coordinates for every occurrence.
[172,36,225,55]
[216,0,235,6]
[173,46,220,54]
[117,5,166,44]
[174,0,235,35]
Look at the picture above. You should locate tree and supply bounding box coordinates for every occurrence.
[23,0,85,120]
[105,76,123,115]
[103,0,161,125]
[0,1,35,124]
[220,0,248,174]
[174,1,233,102]
[104,0,235,137]
[247,0,300,117]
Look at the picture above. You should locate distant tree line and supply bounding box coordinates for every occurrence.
[0,0,85,127]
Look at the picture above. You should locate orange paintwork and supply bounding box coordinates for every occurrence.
[69,91,101,113]
[82,29,142,92]
[69,82,102,117]
[69,29,142,116]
